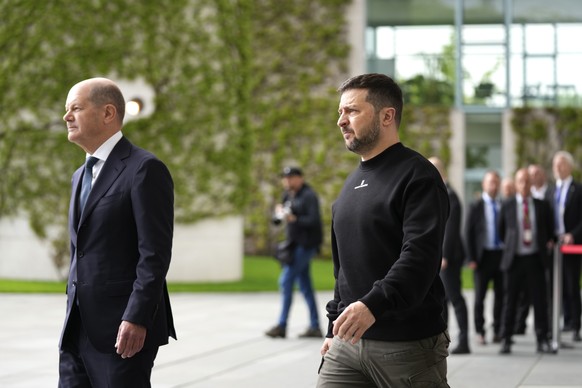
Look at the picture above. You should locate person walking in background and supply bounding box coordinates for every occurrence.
[317,73,450,387]
[498,168,554,354]
[465,170,504,345]
[59,78,176,387]
[429,157,470,355]
[501,177,516,199]
[514,164,553,336]
[529,164,552,202]
[265,166,323,339]
[551,151,582,342]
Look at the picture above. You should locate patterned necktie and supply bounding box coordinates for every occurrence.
[523,199,532,246]
[79,156,99,212]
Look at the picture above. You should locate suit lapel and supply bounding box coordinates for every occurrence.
[565,181,577,210]
[477,199,485,229]
[78,137,131,228]
[69,167,84,241]
[508,198,518,229]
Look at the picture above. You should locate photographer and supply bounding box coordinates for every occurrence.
[265,167,323,339]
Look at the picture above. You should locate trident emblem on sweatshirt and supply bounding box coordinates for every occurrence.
[354,180,368,189]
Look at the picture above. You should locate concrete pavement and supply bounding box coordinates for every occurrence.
[1,290,581,387]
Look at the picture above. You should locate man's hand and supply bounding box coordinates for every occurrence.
[468,261,477,270]
[441,258,448,270]
[320,337,333,356]
[562,233,574,245]
[115,321,146,359]
[332,301,375,345]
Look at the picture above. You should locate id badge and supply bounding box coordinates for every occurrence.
[523,229,533,243]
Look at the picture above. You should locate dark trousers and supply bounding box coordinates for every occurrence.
[473,250,503,336]
[514,286,531,332]
[59,304,158,388]
[440,264,469,345]
[563,254,582,332]
[500,254,549,342]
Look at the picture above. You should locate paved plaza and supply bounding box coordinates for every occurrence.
[1,290,581,387]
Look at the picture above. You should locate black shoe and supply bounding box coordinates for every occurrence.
[537,340,552,354]
[451,343,471,355]
[573,332,581,342]
[298,327,323,338]
[265,325,286,338]
[492,334,503,344]
[500,340,512,354]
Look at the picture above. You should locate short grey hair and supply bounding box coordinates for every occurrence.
[553,150,575,167]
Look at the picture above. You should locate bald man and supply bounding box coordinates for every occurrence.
[498,168,553,354]
[59,78,176,387]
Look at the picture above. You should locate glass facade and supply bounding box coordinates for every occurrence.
[365,0,582,201]
[366,23,582,108]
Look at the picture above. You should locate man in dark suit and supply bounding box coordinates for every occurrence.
[59,78,176,387]
[430,157,470,354]
[551,151,582,342]
[498,168,553,354]
[465,171,504,345]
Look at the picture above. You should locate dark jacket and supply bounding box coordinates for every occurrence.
[282,183,323,250]
[550,180,582,242]
[61,137,176,353]
[465,198,498,265]
[443,183,464,266]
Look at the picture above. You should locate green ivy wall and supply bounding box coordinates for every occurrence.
[0,0,457,273]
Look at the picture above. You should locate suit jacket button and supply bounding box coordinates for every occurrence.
[72,280,77,286]
[78,251,84,258]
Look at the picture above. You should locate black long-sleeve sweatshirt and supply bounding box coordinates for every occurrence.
[326,142,449,341]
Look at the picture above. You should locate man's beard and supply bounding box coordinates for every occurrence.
[345,116,381,155]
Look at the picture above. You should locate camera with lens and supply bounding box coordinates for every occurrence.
[272,201,292,225]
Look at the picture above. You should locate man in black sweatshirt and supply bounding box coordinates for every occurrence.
[317,73,451,388]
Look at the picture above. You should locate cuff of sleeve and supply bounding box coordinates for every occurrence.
[325,320,334,338]
[359,287,388,319]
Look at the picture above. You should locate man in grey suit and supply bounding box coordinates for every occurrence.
[59,78,176,387]
[498,168,553,354]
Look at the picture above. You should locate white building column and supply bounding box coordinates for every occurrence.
[502,109,516,177]
[346,0,367,75]
[449,108,466,205]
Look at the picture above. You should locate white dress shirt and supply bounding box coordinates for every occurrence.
[85,131,123,185]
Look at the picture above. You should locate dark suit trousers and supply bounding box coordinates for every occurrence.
[440,264,469,344]
[500,254,549,342]
[473,250,503,336]
[563,254,582,332]
[59,304,158,388]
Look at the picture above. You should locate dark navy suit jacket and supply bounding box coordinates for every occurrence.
[60,136,176,353]
[443,184,464,266]
[465,198,488,265]
[550,180,582,242]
